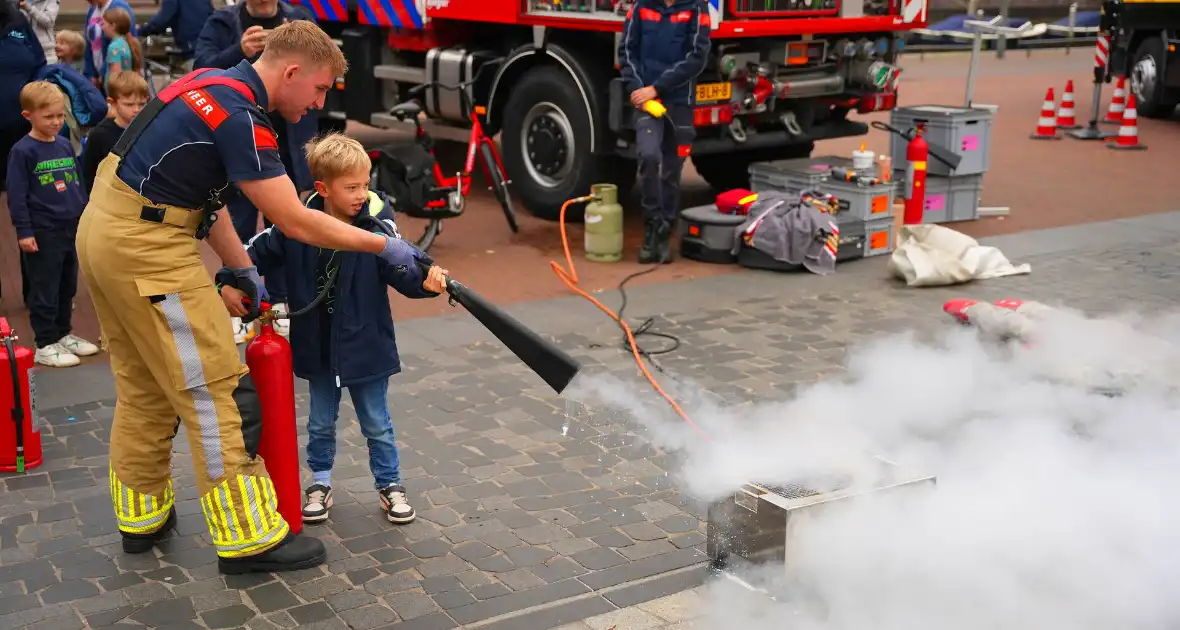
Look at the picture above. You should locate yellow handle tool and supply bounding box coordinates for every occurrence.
[642,100,666,118]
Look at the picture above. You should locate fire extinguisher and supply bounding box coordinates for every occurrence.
[244,305,303,535]
[1,318,42,473]
[903,123,929,225]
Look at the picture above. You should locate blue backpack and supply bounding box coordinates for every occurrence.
[35,64,109,127]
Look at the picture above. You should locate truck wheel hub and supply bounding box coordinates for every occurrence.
[1132,55,1158,103]
[522,102,574,188]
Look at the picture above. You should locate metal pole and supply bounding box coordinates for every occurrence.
[1067,31,1115,140]
[1066,3,1077,55]
[996,0,1010,59]
[965,29,984,107]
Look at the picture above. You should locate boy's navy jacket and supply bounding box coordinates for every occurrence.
[618,0,711,106]
[36,63,109,127]
[0,15,45,128]
[139,0,213,58]
[82,0,137,80]
[243,191,437,387]
[194,1,318,193]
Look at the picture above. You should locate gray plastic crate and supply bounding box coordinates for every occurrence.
[861,216,896,257]
[749,156,893,222]
[922,174,983,223]
[889,105,993,177]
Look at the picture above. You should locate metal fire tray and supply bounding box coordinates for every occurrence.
[707,456,937,573]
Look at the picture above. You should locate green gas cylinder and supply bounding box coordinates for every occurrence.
[584,183,623,262]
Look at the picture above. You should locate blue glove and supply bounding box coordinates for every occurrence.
[229,266,268,323]
[378,234,424,271]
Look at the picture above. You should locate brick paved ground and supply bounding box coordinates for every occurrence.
[3,211,1180,629]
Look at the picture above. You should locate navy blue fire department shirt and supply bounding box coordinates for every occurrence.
[115,60,286,209]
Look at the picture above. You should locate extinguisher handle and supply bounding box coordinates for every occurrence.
[0,317,10,339]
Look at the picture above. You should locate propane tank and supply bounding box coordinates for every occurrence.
[0,318,42,473]
[903,124,929,225]
[245,307,303,535]
[584,183,624,262]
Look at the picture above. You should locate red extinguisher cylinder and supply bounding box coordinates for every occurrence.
[245,317,303,535]
[903,127,929,225]
[0,318,43,473]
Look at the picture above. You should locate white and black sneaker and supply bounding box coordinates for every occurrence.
[302,484,333,523]
[379,484,415,524]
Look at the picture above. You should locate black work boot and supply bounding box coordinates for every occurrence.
[638,219,673,264]
[122,508,177,554]
[218,533,327,575]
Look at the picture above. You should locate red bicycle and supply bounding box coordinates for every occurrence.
[370,61,517,252]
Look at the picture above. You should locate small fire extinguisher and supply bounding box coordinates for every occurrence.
[1,318,42,473]
[244,304,304,535]
[903,123,929,225]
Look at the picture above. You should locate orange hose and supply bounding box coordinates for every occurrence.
[549,196,712,442]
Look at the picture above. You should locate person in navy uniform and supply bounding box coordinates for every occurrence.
[619,0,711,264]
[75,21,434,575]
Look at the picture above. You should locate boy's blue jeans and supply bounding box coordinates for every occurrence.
[306,376,400,490]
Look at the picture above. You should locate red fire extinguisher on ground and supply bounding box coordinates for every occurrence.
[1,318,42,473]
[245,305,303,535]
[903,123,929,225]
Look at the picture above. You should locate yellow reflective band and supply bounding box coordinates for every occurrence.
[109,468,174,534]
[200,475,289,559]
[914,161,927,170]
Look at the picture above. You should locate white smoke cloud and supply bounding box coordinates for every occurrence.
[565,304,1180,630]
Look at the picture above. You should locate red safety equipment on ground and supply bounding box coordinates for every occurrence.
[0,318,42,473]
[903,124,929,224]
[245,305,303,535]
[716,189,758,215]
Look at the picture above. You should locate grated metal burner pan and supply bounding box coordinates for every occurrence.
[707,457,936,573]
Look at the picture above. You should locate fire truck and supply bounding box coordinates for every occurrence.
[297,0,926,220]
[1103,0,1180,119]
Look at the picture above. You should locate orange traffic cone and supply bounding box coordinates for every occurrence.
[1030,87,1060,140]
[1102,76,1126,125]
[1107,93,1146,150]
[1055,80,1081,129]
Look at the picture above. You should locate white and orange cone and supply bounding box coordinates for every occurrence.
[1030,87,1060,140]
[1055,80,1081,129]
[1107,93,1146,150]
[1102,76,1126,125]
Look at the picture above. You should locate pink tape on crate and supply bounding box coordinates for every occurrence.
[811,164,830,170]
[924,194,946,211]
[961,136,979,152]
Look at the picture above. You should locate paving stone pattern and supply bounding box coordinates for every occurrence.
[2,238,1178,629]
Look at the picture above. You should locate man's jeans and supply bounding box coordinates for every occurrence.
[306,376,400,490]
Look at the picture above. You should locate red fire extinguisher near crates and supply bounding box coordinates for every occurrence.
[245,303,303,535]
[1,318,42,473]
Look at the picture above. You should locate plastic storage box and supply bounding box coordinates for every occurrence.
[749,157,893,222]
[736,214,867,272]
[921,174,983,223]
[888,105,993,177]
[679,204,747,264]
[861,216,896,257]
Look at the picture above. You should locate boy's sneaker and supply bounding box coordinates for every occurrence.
[302,484,332,523]
[231,317,255,345]
[58,334,99,357]
[380,484,415,524]
[35,344,80,368]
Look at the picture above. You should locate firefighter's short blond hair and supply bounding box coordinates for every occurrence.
[20,82,65,113]
[261,20,348,77]
[305,133,371,183]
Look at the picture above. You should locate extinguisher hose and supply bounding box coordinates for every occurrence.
[4,336,24,473]
[869,121,960,169]
[283,261,341,319]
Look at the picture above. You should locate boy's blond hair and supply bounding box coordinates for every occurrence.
[305,133,371,183]
[261,21,348,77]
[20,82,65,113]
[106,71,150,101]
[56,30,85,61]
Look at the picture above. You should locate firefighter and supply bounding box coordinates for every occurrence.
[75,21,430,575]
[619,0,711,264]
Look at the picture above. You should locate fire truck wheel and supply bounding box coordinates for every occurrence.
[1131,37,1180,119]
[501,66,601,222]
[691,143,814,192]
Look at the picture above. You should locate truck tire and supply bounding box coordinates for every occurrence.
[501,66,604,222]
[691,143,815,192]
[1130,36,1180,119]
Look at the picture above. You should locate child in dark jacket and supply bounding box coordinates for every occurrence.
[218,133,448,526]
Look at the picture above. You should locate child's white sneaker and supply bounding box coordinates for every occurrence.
[302,484,332,523]
[380,484,415,524]
[271,303,290,337]
[58,334,99,357]
[230,317,254,345]
[35,343,80,368]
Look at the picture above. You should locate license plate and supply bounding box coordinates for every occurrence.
[696,82,732,103]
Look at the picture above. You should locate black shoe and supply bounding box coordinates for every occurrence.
[302,484,333,523]
[122,508,177,554]
[217,533,326,575]
[638,219,673,264]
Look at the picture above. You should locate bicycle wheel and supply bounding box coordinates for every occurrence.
[480,142,518,233]
[414,220,441,252]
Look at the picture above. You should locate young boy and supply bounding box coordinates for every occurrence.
[55,29,86,70]
[80,71,147,193]
[5,82,100,368]
[218,133,448,525]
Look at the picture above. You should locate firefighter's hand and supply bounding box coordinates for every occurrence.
[631,86,657,108]
[220,285,250,318]
[17,237,37,253]
[422,265,448,294]
[241,26,267,58]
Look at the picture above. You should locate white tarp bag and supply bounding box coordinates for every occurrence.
[888,224,1031,287]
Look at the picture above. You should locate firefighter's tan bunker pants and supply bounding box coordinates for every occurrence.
[77,155,289,558]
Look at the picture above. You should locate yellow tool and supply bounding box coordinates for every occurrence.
[642,99,666,118]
